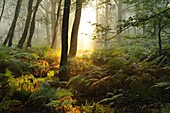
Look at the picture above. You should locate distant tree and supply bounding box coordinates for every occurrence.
[50,0,57,48]
[69,0,82,57]
[3,0,23,46]
[59,0,70,81]
[17,0,34,49]
[115,0,123,44]
[0,0,6,22]
[39,0,51,44]
[51,0,62,49]
[123,0,170,55]
[26,0,42,49]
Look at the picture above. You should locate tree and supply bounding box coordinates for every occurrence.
[50,0,57,48]
[115,0,123,44]
[59,0,71,81]
[39,0,51,44]
[17,0,34,49]
[51,0,62,49]
[26,0,42,49]
[69,0,82,57]
[3,0,23,46]
[0,0,6,22]
[122,0,170,55]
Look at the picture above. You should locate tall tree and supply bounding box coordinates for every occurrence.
[26,0,42,48]
[0,0,6,22]
[116,0,123,45]
[69,0,82,57]
[3,0,23,46]
[50,0,57,46]
[59,0,70,81]
[51,0,62,49]
[17,0,34,49]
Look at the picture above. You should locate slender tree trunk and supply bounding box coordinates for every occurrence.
[50,0,57,44]
[3,0,22,46]
[96,0,98,37]
[158,19,162,56]
[105,3,109,47]
[0,0,6,22]
[69,0,82,57]
[51,0,62,49]
[17,0,33,49]
[26,0,42,49]
[117,0,123,45]
[59,0,70,81]
[44,1,51,45]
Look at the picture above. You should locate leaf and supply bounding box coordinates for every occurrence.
[99,94,122,103]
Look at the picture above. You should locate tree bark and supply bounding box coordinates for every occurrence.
[45,2,51,45]
[0,0,6,22]
[3,0,22,46]
[51,0,62,49]
[50,0,57,46]
[26,0,42,49]
[117,0,123,45]
[17,0,34,49]
[59,0,70,81]
[105,2,109,47]
[69,0,82,57]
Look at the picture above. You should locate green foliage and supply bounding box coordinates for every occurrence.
[47,70,55,79]
[0,100,23,112]
[81,102,115,113]
[161,103,170,113]
[152,82,170,90]
[8,74,37,92]
[0,46,12,60]
[67,74,90,94]
[99,93,122,106]
[30,81,73,110]
[13,52,39,60]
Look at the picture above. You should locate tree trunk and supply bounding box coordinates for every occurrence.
[69,0,82,57]
[59,0,70,81]
[105,2,109,47]
[3,0,22,46]
[45,1,51,45]
[17,0,34,49]
[158,19,162,56]
[26,0,42,49]
[50,0,57,46]
[117,0,123,45]
[0,0,6,22]
[51,0,62,49]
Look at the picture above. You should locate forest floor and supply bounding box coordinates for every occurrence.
[0,38,170,113]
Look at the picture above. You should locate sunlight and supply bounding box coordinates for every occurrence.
[77,4,96,55]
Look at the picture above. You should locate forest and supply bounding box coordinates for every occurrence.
[0,0,170,113]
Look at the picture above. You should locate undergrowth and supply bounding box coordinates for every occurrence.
[0,37,170,113]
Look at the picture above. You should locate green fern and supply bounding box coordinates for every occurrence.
[13,52,39,60]
[81,102,114,113]
[99,93,122,106]
[152,82,170,90]
[67,74,90,94]
[0,100,22,112]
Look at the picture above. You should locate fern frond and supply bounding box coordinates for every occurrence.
[152,82,170,90]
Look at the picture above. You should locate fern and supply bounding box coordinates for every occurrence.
[8,74,37,92]
[99,93,122,106]
[0,100,22,112]
[81,102,114,113]
[152,82,170,90]
[30,81,74,112]
[13,52,39,60]
[67,74,90,94]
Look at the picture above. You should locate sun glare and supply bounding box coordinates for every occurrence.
[77,4,96,55]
